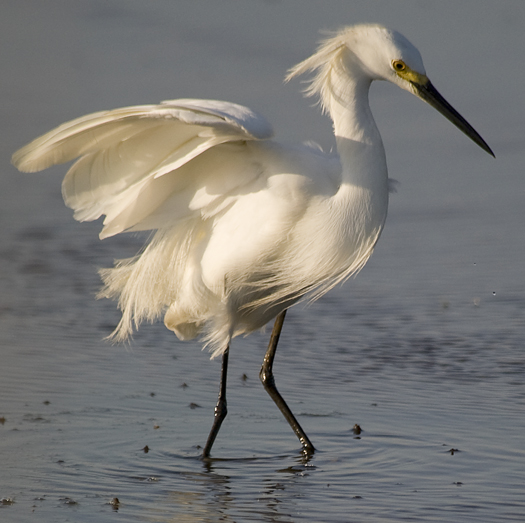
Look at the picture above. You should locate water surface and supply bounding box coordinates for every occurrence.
[1,2,524,522]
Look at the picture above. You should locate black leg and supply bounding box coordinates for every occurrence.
[202,346,229,458]
[259,310,315,454]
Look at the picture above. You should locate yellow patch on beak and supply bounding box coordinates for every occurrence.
[397,67,429,86]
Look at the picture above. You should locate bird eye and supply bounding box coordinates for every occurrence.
[392,60,406,72]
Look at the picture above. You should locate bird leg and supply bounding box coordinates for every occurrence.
[259,310,315,455]
[202,346,229,458]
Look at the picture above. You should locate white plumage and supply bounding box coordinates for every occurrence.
[12,24,492,360]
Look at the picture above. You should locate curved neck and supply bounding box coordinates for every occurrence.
[330,75,379,145]
[327,71,387,189]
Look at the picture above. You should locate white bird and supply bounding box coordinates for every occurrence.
[12,24,493,457]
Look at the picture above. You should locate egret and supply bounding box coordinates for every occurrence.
[12,24,493,457]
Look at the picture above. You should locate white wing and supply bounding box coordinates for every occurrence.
[12,99,274,239]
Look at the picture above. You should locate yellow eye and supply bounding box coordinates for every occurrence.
[392,60,406,72]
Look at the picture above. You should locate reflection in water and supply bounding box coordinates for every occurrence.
[154,453,317,522]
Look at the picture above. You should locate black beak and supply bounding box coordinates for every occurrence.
[413,80,495,157]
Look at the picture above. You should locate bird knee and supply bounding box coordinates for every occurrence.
[259,367,275,389]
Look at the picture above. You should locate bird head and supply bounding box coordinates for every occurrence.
[287,24,494,157]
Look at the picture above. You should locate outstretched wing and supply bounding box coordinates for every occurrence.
[12,99,274,238]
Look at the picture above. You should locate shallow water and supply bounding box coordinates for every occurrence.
[1,2,524,522]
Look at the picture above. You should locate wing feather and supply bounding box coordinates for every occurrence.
[12,99,274,238]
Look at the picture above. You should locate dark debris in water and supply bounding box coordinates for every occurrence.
[59,497,78,506]
[108,497,120,510]
[448,448,460,455]
[1,497,15,505]
[142,445,149,453]
[189,402,201,409]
